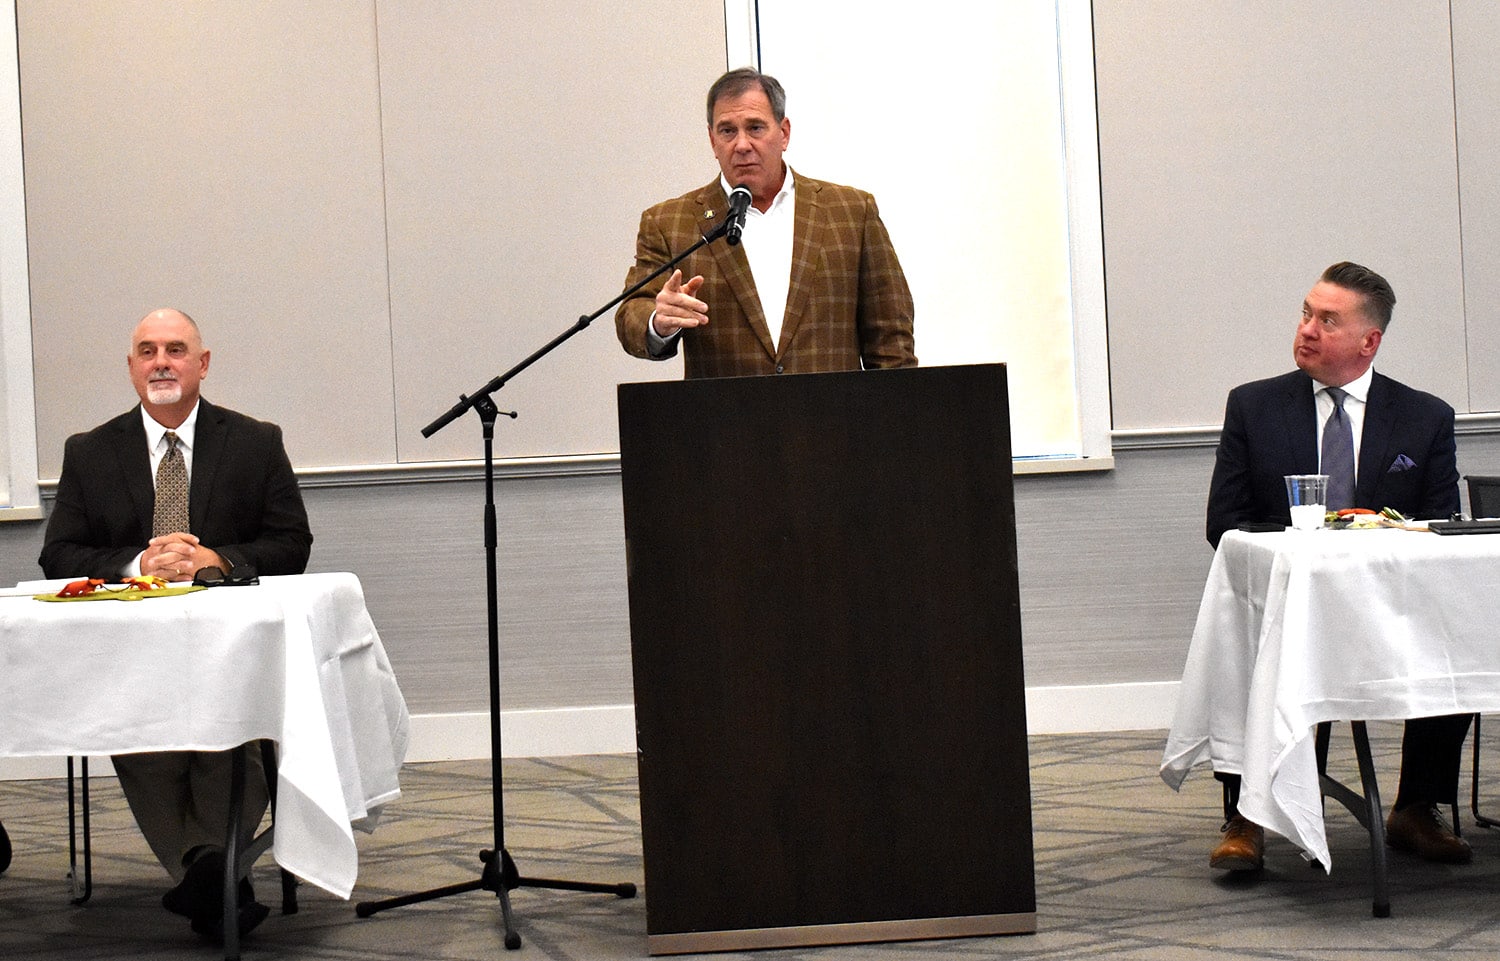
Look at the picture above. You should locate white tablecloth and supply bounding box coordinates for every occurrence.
[1161,528,1500,868]
[0,572,410,898]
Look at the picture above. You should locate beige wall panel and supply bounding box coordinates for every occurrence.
[1095,2,1467,429]
[376,1,725,462]
[1453,1,1500,413]
[20,1,396,473]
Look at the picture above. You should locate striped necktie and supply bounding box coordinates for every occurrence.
[1321,387,1355,511]
[153,431,190,536]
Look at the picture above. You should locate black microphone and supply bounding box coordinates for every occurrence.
[725,184,752,246]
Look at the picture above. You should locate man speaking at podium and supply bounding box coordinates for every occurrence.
[616,67,917,378]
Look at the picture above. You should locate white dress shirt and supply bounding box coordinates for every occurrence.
[726,170,796,350]
[141,401,200,479]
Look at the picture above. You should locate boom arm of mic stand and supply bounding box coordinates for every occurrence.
[362,204,726,947]
[421,218,732,438]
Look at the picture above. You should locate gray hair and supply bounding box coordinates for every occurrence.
[706,68,787,124]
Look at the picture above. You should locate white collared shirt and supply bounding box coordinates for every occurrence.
[722,170,796,350]
[141,401,201,481]
[1313,366,1373,483]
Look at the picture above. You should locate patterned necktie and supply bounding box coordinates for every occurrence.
[153,431,190,536]
[1321,387,1355,511]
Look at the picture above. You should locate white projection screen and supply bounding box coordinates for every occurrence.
[740,0,1109,467]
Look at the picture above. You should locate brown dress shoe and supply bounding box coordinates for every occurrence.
[1386,804,1472,864]
[1210,814,1264,871]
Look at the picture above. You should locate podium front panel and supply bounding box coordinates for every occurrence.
[617,364,1034,953]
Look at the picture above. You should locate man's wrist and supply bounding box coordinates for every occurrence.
[646,311,680,357]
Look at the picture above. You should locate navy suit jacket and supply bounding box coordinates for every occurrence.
[1206,369,1459,548]
[39,399,313,579]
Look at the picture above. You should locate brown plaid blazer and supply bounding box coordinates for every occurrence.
[615,171,916,379]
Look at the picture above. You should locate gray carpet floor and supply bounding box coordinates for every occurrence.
[4,725,1500,959]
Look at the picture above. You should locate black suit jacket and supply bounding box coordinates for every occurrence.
[40,399,313,579]
[1206,369,1459,548]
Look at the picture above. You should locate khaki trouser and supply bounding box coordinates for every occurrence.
[112,745,268,881]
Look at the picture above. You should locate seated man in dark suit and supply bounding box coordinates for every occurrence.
[1205,262,1467,871]
[39,308,313,937]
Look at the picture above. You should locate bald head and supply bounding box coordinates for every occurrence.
[136,307,201,338]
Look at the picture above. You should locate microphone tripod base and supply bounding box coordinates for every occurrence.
[354,847,636,951]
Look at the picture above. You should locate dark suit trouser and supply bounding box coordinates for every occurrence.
[113,744,268,881]
[1392,713,1474,809]
[1218,713,1474,819]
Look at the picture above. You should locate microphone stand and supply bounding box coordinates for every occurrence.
[354,212,739,950]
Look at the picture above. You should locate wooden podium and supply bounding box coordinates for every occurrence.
[617,364,1034,954]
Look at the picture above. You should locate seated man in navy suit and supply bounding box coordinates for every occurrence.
[1204,262,1467,871]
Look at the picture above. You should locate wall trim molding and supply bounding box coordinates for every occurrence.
[1113,410,1500,451]
[1024,680,1179,733]
[0,683,1178,780]
[38,449,1117,492]
[30,411,1499,494]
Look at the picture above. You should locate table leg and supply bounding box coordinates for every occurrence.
[1349,722,1391,918]
[223,747,245,961]
[1316,721,1390,917]
[66,756,93,905]
[1473,715,1500,830]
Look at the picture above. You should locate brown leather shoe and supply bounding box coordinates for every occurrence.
[1386,804,1472,864]
[1210,814,1264,871]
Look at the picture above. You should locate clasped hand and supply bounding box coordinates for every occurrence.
[143,532,224,582]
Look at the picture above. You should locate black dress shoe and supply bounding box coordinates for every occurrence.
[191,878,269,941]
[0,819,11,875]
[162,848,226,920]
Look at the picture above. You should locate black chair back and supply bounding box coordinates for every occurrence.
[1467,475,1500,518]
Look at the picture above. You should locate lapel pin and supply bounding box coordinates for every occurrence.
[704,209,714,219]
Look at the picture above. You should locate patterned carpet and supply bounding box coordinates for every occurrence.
[4,726,1500,960]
